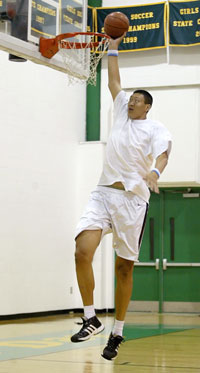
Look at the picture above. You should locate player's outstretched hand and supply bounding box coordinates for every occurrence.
[144,172,160,194]
[108,32,126,49]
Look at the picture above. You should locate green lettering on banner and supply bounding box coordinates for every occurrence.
[169,0,200,46]
[96,2,166,52]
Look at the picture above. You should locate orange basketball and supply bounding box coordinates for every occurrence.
[104,12,129,39]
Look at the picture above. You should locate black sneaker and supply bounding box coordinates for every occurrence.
[71,315,104,342]
[102,333,124,360]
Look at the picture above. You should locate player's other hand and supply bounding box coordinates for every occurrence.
[144,172,159,194]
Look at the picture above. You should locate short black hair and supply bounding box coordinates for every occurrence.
[133,89,153,106]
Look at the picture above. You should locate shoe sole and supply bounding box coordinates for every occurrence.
[101,353,117,361]
[71,324,105,343]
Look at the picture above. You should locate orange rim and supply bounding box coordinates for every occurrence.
[39,32,110,59]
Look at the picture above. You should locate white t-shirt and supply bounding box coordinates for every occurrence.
[98,90,172,203]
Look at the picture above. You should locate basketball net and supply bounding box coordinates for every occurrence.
[39,33,110,86]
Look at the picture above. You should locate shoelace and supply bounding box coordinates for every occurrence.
[106,335,123,350]
[76,317,87,326]
[107,337,120,348]
[74,317,91,336]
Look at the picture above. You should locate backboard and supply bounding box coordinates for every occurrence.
[0,0,88,76]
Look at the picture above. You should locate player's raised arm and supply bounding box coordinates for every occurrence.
[107,34,125,101]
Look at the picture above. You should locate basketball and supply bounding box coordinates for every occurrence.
[104,12,129,39]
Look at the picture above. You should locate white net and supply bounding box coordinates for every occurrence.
[58,34,110,86]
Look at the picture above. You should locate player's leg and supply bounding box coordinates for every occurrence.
[102,256,134,360]
[101,190,148,360]
[75,229,102,306]
[71,188,112,342]
[71,229,105,342]
[114,256,134,321]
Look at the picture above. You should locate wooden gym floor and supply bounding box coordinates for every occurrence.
[0,312,200,372]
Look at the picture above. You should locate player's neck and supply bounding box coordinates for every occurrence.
[131,115,148,120]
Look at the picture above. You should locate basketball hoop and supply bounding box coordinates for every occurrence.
[39,32,110,86]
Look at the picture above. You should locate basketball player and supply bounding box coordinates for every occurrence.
[71,33,172,360]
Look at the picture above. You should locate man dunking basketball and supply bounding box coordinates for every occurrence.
[71,34,172,360]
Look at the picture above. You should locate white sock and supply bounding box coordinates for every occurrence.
[112,319,124,337]
[84,305,95,319]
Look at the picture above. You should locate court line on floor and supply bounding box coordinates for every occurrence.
[23,357,200,370]
[0,325,199,362]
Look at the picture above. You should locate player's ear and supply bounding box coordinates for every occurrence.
[146,104,151,113]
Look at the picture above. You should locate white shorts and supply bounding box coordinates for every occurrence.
[75,186,148,262]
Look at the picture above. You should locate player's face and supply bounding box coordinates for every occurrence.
[128,93,150,120]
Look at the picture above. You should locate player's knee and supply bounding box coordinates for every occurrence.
[115,258,134,279]
[75,249,85,263]
[75,241,92,265]
[75,246,86,264]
